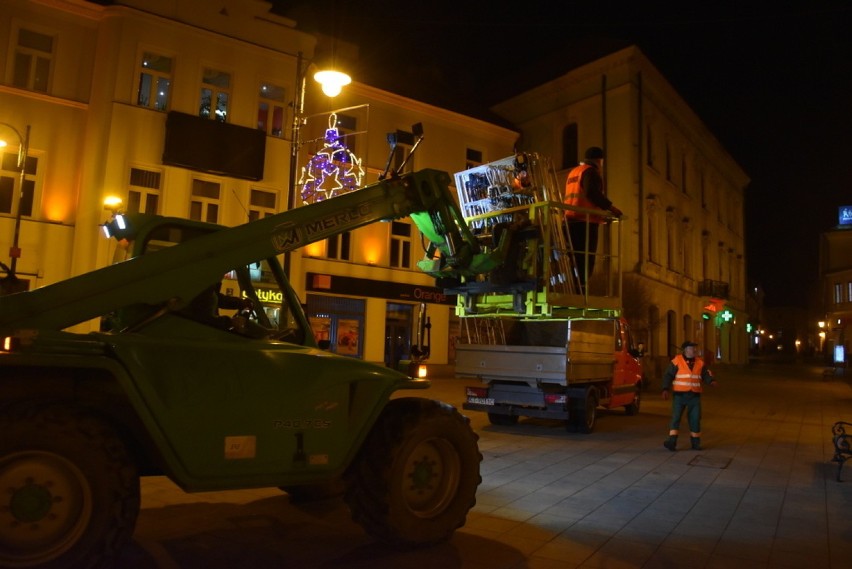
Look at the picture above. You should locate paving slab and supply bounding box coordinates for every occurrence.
[117,359,852,569]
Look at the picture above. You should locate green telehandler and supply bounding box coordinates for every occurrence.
[0,167,504,569]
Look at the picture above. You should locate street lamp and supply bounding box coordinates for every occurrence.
[314,69,351,97]
[283,51,350,279]
[0,122,31,288]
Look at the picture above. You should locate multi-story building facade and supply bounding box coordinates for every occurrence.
[492,48,749,369]
[818,208,852,365]
[0,0,749,367]
[0,0,517,369]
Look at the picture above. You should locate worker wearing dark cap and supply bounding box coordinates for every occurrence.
[563,146,623,289]
[661,341,718,451]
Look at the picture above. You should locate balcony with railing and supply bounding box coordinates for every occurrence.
[698,279,730,299]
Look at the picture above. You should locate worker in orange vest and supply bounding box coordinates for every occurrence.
[563,146,622,288]
[661,341,718,451]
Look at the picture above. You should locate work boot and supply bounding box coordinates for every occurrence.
[663,436,677,452]
[690,437,702,451]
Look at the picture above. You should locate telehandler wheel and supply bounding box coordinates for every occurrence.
[487,412,519,426]
[345,397,482,547]
[0,405,140,569]
[624,386,641,416]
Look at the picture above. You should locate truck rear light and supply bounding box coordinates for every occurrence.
[544,394,567,405]
[466,386,488,398]
[2,336,19,352]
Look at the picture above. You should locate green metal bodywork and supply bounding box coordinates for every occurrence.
[0,169,490,491]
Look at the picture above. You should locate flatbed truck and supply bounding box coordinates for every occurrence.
[447,153,644,432]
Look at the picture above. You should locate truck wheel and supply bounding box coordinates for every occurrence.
[0,406,140,569]
[624,387,641,415]
[487,412,519,426]
[345,397,482,547]
[570,389,597,434]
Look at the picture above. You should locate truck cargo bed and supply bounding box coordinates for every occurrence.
[456,343,613,385]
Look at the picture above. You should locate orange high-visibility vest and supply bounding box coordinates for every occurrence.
[671,355,705,393]
[564,163,605,223]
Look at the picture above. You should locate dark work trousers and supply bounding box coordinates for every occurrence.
[567,221,600,286]
[669,391,702,436]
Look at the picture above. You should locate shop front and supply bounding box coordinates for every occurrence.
[299,272,455,368]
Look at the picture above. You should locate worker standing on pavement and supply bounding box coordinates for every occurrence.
[661,341,718,451]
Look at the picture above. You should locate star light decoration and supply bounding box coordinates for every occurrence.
[299,113,364,204]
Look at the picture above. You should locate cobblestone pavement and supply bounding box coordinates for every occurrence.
[118,359,852,568]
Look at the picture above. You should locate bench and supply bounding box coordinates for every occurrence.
[832,421,852,481]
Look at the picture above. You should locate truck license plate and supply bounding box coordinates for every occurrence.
[468,397,494,406]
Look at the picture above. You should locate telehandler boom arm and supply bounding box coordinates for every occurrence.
[0,169,496,331]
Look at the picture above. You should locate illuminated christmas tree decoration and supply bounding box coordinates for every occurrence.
[299,113,364,204]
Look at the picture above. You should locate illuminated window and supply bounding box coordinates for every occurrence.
[326,232,351,261]
[0,152,38,217]
[137,52,172,111]
[248,188,277,222]
[127,167,161,214]
[199,69,231,122]
[836,283,843,304]
[13,28,53,93]
[257,83,285,136]
[305,294,365,358]
[190,178,220,223]
[390,221,411,268]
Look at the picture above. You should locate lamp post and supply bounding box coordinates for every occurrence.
[0,122,30,282]
[283,51,350,280]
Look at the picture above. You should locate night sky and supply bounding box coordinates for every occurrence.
[273,1,852,308]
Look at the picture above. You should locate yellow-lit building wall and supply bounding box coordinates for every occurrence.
[1,0,750,367]
[0,0,516,367]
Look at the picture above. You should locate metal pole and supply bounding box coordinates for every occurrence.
[7,124,29,277]
[283,53,305,281]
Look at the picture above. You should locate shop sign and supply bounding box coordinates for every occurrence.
[306,272,454,305]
